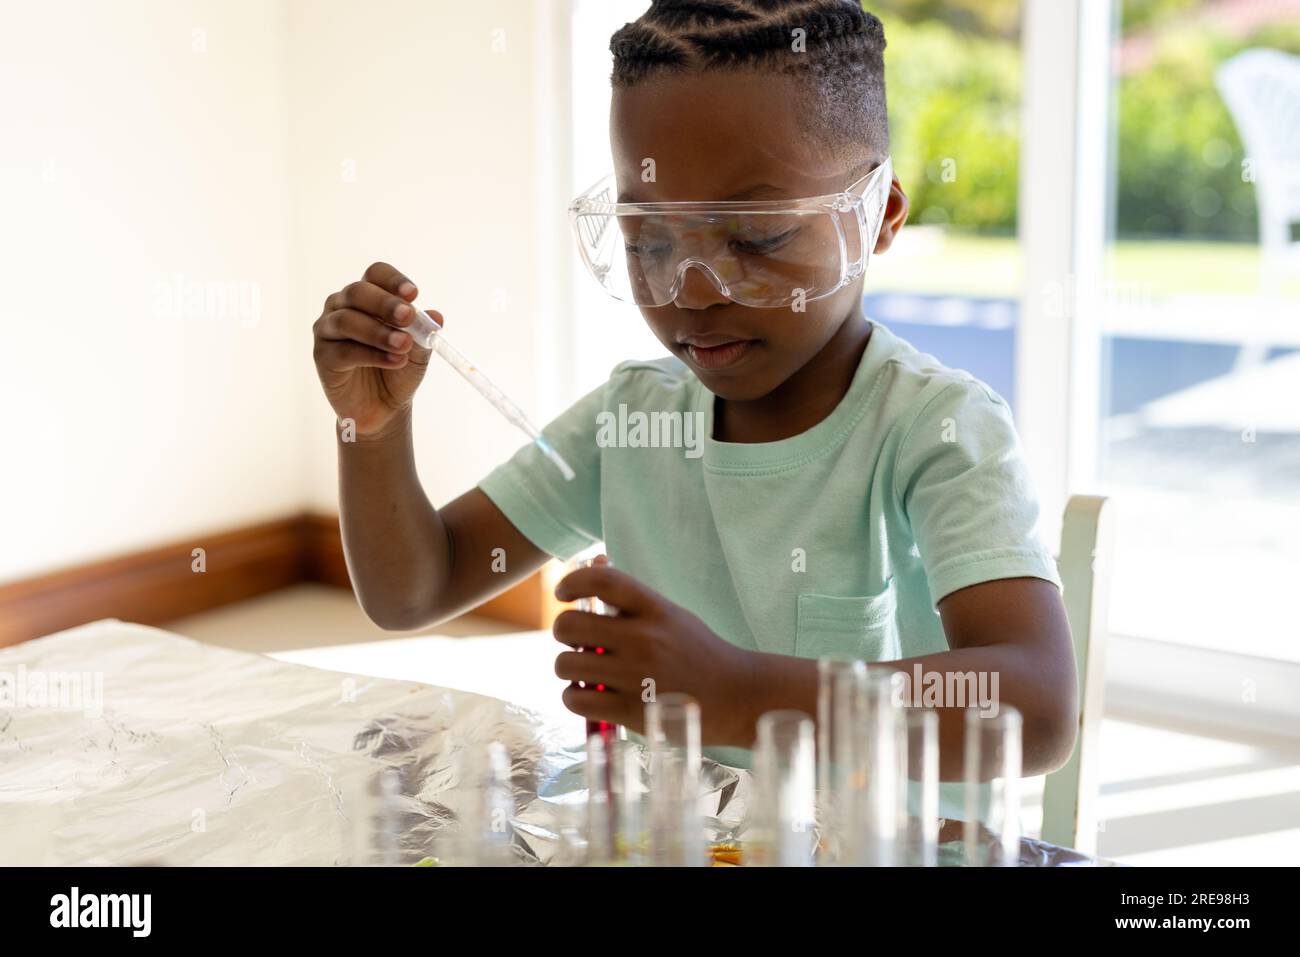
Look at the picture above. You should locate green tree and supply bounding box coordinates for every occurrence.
[870,2,1300,240]
[1116,23,1300,239]
[882,18,1021,233]
[867,0,1020,40]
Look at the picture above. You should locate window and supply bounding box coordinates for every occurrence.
[867,0,1025,410]
[1094,0,1300,663]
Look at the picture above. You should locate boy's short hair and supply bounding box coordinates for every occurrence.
[610,0,889,177]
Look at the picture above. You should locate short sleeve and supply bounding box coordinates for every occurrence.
[894,379,1061,607]
[477,380,605,561]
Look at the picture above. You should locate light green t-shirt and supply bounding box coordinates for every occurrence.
[479,320,1060,784]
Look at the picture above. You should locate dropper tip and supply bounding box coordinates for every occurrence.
[535,437,576,481]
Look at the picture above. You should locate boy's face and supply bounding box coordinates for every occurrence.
[610,70,906,402]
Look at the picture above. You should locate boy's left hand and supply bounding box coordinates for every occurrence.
[552,559,758,746]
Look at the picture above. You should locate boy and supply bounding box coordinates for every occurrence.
[311,0,1077,784]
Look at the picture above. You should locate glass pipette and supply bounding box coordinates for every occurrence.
[404,303,575,481]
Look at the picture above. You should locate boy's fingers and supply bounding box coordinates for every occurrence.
[315,340,408,372]
[363,261,417,300]
[553,650,632,687]
[553,563,654,614]
[325,281,413,328]
[561,685,626,725]
[419,307,445,333]
[551,608,631,651]
[316,309,413,352]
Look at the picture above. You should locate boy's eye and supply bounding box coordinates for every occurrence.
[625,238,672,258]
[731,228,799,256]
[624,223,800,258]
[621,218,673,259]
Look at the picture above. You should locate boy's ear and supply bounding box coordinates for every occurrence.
[873,176,909,255]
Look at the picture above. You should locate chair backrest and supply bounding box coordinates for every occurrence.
[1216,49,1300,238]
[1040,494,1115,854]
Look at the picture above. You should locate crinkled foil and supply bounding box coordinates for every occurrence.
[0,622,1109,867]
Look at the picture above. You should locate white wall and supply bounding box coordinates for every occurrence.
[0,0,299,582]
[285,0,566,514]
[569,0,669,396]
[0,0,563,583]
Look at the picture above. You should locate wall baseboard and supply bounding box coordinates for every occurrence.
[294,513,563,631]
[0,514,557,647]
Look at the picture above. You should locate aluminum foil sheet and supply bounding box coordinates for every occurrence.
[0,621,1109,866]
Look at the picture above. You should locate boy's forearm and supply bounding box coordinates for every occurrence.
[337,407,449,629]
[878,645,1077,778]
[735,644,1076,779]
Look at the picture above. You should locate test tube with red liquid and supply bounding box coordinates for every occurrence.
[571,555,618,741]
[571,555,620,860]
[583,659,615,741]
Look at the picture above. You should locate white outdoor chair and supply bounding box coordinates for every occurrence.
[1040,495,1116,855]
[1217,49,1300,290]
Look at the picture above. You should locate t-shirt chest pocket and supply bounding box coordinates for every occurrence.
[794,579,901,663]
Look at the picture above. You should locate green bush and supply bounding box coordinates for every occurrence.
[876,10,1300,240]
[883,19,1020,233]
[1116,24,1300,239]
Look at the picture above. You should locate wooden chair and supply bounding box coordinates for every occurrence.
[1040,495,1116,854]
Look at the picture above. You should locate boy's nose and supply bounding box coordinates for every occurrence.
[671,262,732,310]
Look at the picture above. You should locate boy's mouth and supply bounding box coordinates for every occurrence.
[678,334,757,371]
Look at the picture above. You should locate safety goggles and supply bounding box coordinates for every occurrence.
[569,156,892,309]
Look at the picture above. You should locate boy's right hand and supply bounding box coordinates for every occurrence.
[313,262,442,439]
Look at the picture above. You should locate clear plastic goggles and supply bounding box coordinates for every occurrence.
[569,156,892,309]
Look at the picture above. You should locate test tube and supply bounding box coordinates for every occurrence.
[584,734,647,866]
[342,766,403,867]
[576,565,618,865]
[645,693,706,867]
[962,707,1023,867]
[611,738,649,866]
[903,709,939,867]
[816,664,905,866]
[569,555,619,742]
[437,741,518,866]
[815,656,868,865]
[584,732,615,865]
[550,798,593,868]
[860,670,906,866]
[749,710,818,867]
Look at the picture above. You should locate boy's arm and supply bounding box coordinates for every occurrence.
[314,261,567,631]
[339,406,549,630]
[741,576,1077,778]
[553,564,1076,777]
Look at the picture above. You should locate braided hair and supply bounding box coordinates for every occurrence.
[610,1,888,171]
